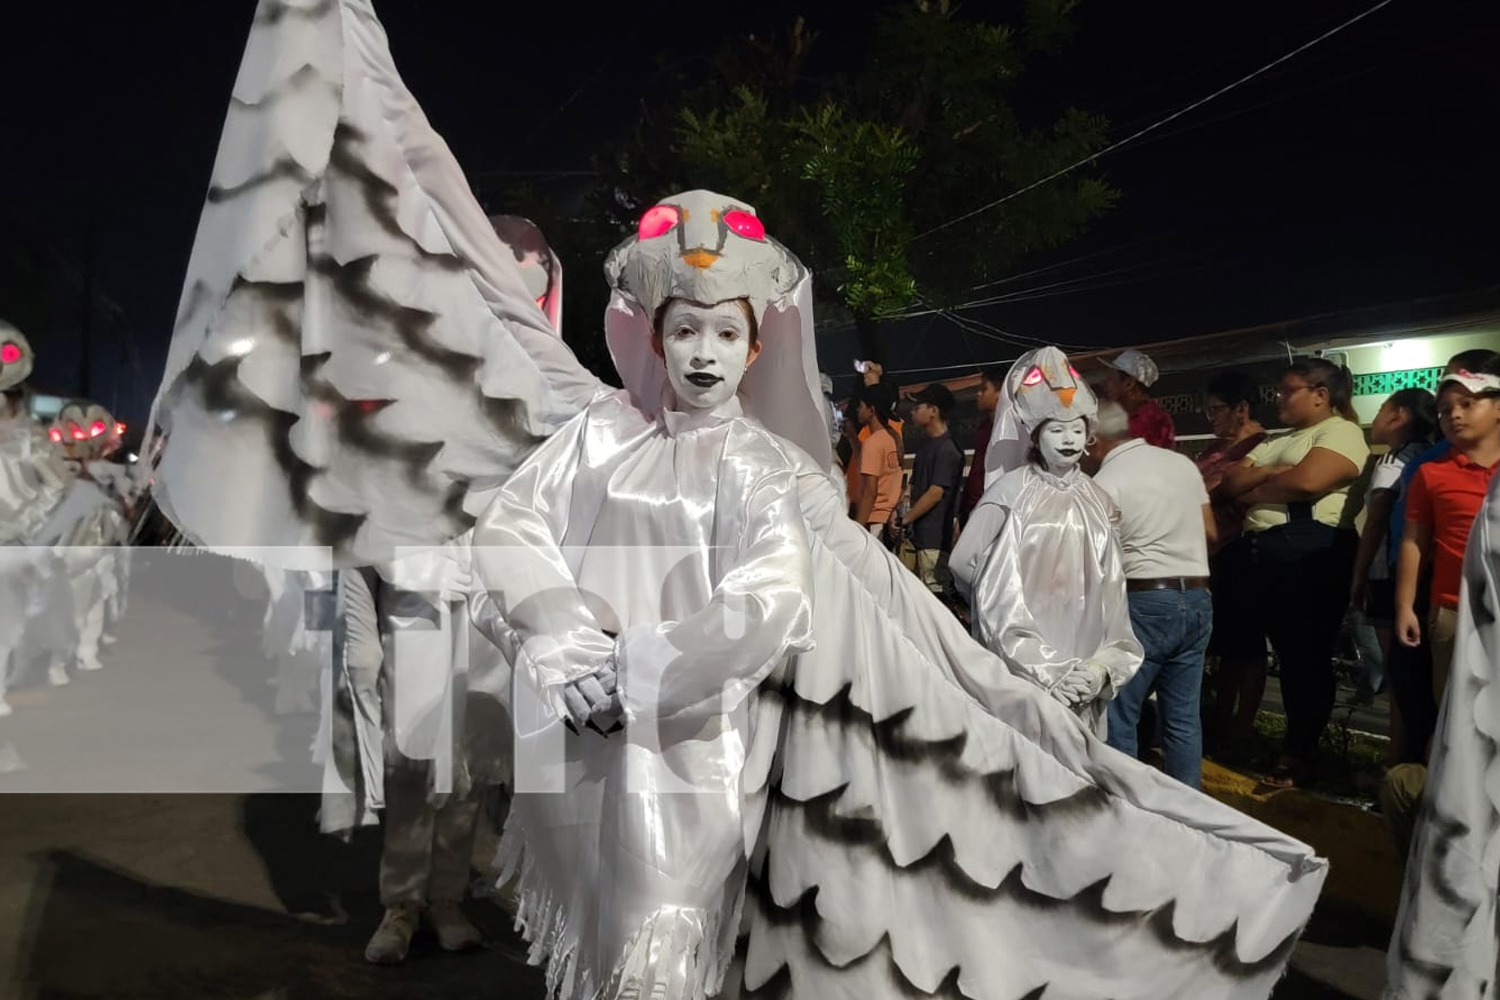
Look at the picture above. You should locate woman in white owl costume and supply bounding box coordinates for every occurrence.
[0,323,70,716]
[950,350,1141,738]
[30,400,132,682]
[145,3,1328,999]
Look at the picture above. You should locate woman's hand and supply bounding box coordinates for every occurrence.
[1219,459,1273,498]
[1395,605,1423,648]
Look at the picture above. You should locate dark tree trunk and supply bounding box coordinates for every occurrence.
[854,313,885,366]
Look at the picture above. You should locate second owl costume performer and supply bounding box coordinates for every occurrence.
[145,3,1328,999]
[950,349,1141,737]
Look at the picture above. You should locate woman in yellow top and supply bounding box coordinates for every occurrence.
[1222,358,1369,788]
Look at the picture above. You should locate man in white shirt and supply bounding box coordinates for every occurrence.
[1087,402,1217,788]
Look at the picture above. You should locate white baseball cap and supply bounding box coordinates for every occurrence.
[1101,348,1160,388]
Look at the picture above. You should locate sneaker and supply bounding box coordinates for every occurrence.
[364,903,420,965]
[47,660,69,687]
[425,901,483,952]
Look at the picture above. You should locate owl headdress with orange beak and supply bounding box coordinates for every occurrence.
[983,346,1098,486]
[602,189,831,468]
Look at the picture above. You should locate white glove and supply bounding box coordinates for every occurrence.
[560,662,622,733]
[1050,662,1109,706]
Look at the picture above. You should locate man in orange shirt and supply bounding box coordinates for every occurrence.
[1396,365,1500,697]
[853,381,903,539]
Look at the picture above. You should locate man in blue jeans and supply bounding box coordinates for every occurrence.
[1087,402,1216,787]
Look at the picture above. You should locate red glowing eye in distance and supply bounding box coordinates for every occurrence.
[1069,365,1081,378]
[70,425,86,441]
[0,343,20,364]
[637,205,680,241]
[1020,366,1044,386]
[721,209,765,241]
[89,421,108,438]
[116,423,127,436]
[48,427,62,443]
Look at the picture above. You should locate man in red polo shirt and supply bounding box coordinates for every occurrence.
[958,365,1004,526]
[1100,348,1176,448]
[1396,366,1500,697]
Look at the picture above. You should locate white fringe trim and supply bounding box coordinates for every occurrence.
[497,816,744,1000]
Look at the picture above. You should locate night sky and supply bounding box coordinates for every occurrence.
[1,0,1495,421]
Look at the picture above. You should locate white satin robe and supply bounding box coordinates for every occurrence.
[473,392,813,1000]
[950,463,1142,736]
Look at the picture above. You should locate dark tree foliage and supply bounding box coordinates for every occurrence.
[502,0,1116,369]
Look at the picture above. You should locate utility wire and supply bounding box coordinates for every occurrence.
[909,0,1398,242]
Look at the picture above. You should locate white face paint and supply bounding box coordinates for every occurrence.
[1036,417,1088,473]
[657,299,758,411]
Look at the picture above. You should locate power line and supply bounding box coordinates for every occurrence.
[909,0,1398,243]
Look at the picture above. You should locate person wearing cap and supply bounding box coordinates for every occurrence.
[1100,348,1176,449]
[854,381,903,538]
[901,382,963,597]
[1395,356,1500,699]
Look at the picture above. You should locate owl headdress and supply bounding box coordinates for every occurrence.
[983,346,1098,485]
[50,399,124,462]
[0,322,33,393]
[602,189,830,467]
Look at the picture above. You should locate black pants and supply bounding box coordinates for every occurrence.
[1247,520,1358,765]
[1385,581,1436,763]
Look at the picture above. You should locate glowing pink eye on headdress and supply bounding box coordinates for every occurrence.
[1020,366,1044,386]
[116,422,127,436]
[637,205,680,241]
[69,424,86,441]
[48,427,62,443]
[89,420,108,438]
[722,209,765,241]
[1069,365,1081,378]
[0,343,19,364]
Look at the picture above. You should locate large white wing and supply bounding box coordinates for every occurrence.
[729,464,1329,1000]
[147,0,603,569]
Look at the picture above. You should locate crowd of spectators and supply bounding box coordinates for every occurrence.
[832,344,1500,801]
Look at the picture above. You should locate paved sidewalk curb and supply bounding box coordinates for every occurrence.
[1202,761,1402,924]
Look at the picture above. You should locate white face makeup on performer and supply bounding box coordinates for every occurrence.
[655,298,762,411]
[1036,416,1088,473]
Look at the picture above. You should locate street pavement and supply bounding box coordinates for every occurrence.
[0,552,1391,998]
